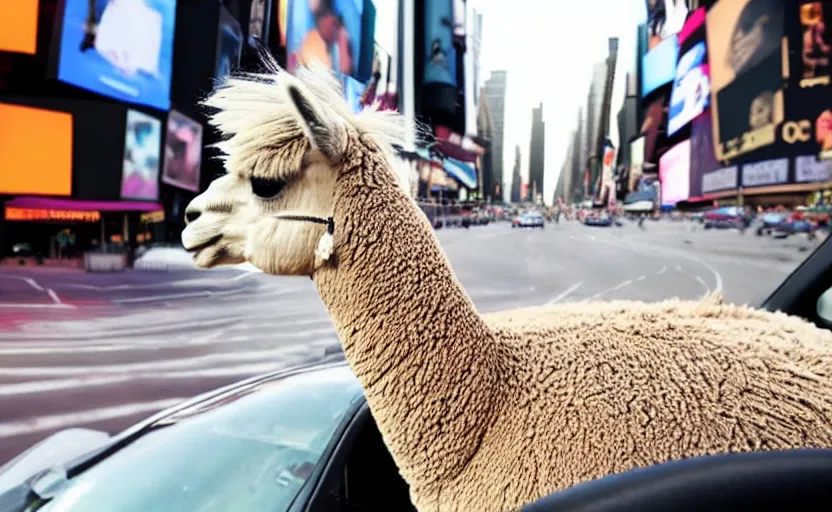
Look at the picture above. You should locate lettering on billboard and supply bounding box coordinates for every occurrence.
[795,155,832,183]
[782,120,813,144]
[741,158,789,187]
[4,207,102,222]
[702,166,737,193]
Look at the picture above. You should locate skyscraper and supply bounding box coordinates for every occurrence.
[528,103,545,205]
[485,70,508,202]
[510,145,522,203]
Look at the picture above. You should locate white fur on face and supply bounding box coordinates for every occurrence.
[184,156,337,275]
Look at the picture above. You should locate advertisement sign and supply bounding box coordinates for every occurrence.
[162,110,203,193]
[121,109,161,201]
[629,136,645,192]
[702,166,738,194]
[741,157,789,188]
[793,2,832,88]
[659,139,691,205]
[0,1,38,54]
[215,7,243,80]
[642,36,679,98]
[677,7,705,48]
[0,103,73,196]
[775,86,832,161]
[249,0,267,41]
[286,0,364,77]
[343,75,367,113]
[795,154,832,183]
[641,95,666,162]
[689,111,721,198]
[668,42,710,136]
[423,0,457,86]
[57,0,176,111]
[645,0,688,50]
[706,0,785,160]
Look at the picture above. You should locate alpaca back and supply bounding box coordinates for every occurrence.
[432,298,832,512]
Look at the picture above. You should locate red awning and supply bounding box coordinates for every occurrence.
[6,197,163,212]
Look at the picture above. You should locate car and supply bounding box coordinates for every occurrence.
[513,213,545,229]
[7,241,832,512]
[703,206,750,230]
[583,213,613,227]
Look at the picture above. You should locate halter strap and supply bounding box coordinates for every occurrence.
[273,214,335,235]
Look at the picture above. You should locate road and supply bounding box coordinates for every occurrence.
[0,219,824,464]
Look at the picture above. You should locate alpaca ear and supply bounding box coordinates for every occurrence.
[286,84,344,163]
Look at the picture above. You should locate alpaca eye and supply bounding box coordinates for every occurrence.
[250,177,286,199]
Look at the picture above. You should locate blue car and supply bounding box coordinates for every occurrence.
[513,213,545,229]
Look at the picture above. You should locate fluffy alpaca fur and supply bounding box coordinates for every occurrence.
[182,55,832,512]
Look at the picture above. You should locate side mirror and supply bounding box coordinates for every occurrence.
[0,428,110,498]
[817,286,832,329]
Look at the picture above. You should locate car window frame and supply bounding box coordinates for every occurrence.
[291,400,370,512]
[760,233,832,329]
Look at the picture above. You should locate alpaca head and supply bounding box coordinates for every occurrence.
[182,54,405,275]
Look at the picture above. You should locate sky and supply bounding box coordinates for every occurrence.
[469,0,648,204]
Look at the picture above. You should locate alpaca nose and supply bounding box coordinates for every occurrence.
[185,208,202,224]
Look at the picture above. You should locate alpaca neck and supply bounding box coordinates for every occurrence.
[313,165,504,489]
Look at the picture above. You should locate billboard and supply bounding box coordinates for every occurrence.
[56,0,176,111]
[689,111,721,198]
[121,109,161,201]
[642,36,679,97]
[162,110,203,193]
[0,0,38,54]
[667,41,710,136]
[0,103,72,196]
[702,166,738,194]
[286,0,364,77]
[659,139,691,205]
[793,2,832,88]
[423,0,457,86]
[215,7,243,80]
[740,157,789,188]
[707,0,785,160]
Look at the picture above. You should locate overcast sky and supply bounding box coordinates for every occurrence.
[373,0,649,203]
[469,0,648,203]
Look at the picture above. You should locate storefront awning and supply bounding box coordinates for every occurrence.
[6,197,163,212]
[443,158,477,189]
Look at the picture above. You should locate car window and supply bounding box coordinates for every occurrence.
[817,287,832,328]
[37,366,363,512]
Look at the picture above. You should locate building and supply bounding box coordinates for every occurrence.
[510,145,523,203]
[583,60,609,199]
[485,70,508,202]
[528,103,546,205]
[476,86,495,200]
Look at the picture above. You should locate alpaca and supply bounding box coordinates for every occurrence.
[181,56,832,512]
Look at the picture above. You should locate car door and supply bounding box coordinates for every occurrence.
[760,234,832,329]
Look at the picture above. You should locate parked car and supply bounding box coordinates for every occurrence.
[703,207,750,230]
[513,213,545,229]
[7,240,832,512]
[583,212,613,227]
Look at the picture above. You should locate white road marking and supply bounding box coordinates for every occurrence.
[47,289,65,305]
[580,233,724,296]
[547,281,583,305]
[23,278,44,292]
[0,398,187,439]
[636,275,646,281]
[657,265,667,275]
[0,302,74,309]
[584,279,634,301]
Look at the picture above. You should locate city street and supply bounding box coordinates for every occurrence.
[0,219,824,464]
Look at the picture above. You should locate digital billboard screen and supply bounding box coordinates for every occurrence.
[121,109,161,201]
[642,36,679,98]
[659,139,691,205]
[667,41,710,136]
[286,0,364,77]
[706,0,785,160]
[162,110,203,193]
[56,0,176,111]
[0,103,73,196]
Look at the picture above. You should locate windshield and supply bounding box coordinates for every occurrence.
[35,366,363,512]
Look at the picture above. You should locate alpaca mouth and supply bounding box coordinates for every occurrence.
[184,234,223,254]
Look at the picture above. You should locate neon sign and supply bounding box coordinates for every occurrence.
[4,207,102,222]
